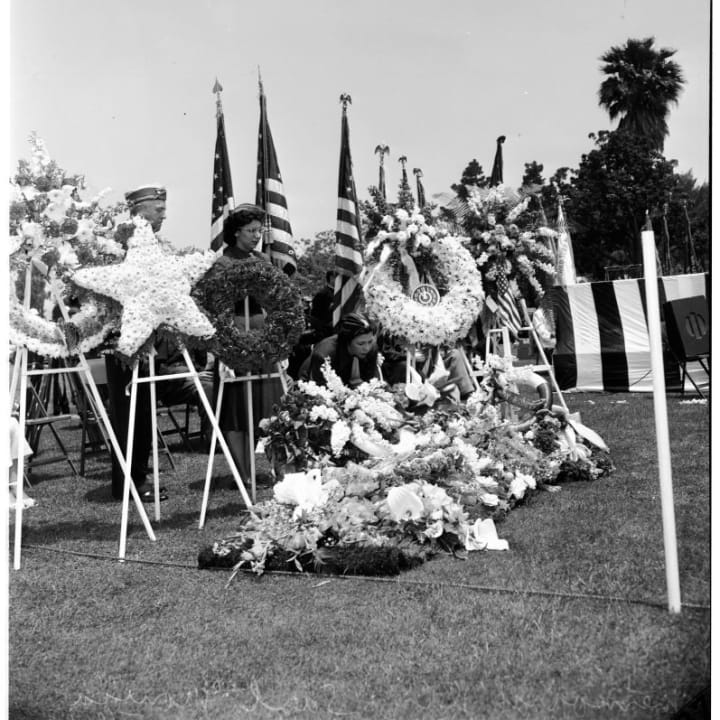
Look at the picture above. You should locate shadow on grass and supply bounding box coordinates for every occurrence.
[151,501,251,530]
[20,517,121,544]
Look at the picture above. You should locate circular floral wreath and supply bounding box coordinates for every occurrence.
[364,236,485,346]
[192,256,305,373]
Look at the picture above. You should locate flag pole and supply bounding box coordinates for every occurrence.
[374,144,389,200]
[258,67,272,250]
[210,78,235,251]
[641,211,681,614]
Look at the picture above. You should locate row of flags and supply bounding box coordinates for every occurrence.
[209,79,577,335]
[210,77,366,327]
[210,75,298,275]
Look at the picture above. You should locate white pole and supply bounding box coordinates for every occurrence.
[147,349,161,521]
[244,297,256,503]
[119,361,141,560]
[13,349,29,570]
[641,219,681,614]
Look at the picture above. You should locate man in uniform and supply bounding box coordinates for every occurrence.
[105,185,169,501]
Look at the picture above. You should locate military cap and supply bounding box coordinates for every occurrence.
[124,185,167,207]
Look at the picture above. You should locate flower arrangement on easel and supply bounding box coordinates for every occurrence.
[360,188,485,348]
[446,183,558,307]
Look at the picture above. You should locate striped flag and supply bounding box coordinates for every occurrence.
[494,261,523,339]
[414,168,426,208]
[332,96,364,329]
[256,75,297,275]
[555,201,577,286]
[210,80,234,251]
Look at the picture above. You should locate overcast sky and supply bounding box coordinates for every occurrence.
[9,0,710,249]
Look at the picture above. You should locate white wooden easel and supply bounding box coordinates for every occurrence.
[484,307,569,414]
[199,297,288,529]
[123,344,259,538]
[9,260,156,568]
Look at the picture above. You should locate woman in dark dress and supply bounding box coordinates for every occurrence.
[215,204,284,483]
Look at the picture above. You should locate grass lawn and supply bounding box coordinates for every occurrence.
[8,392,710,719]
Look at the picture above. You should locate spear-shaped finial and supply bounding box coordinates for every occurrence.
[258,66,264,95]
[213,78,224,118]
[339,93,352,111]
[643,209,653,233]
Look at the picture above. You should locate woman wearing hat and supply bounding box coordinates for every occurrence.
[214,204,284,483]
[302,312,382,388]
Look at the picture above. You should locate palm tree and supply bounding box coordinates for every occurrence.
[598,37,684,150]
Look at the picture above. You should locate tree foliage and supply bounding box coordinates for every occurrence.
[451,159,488,199]
[563,129,680,276]
[293,230,335,299]
[598,36,685,151]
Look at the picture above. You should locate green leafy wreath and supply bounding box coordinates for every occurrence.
[192,256,305,373]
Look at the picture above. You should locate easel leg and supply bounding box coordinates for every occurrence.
[119,362,141,560]
[12,348,29,570]
[181,350,253,525]
[76,358,156,549]
[245,375,256,503]
[9,349,22,413]
[200,378,225,529]
[148,350,161,520]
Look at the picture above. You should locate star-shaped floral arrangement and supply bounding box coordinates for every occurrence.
[71,217,217,357]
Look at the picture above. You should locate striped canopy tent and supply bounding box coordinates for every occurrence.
[551,272,709,392]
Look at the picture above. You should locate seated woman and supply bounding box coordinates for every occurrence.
[301,312,382,388]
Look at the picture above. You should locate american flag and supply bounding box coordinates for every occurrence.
[332,96,364,329]
[414,168,426,208]
[210,80,234,251]
[256,75,297,275]
[495,260,523,339]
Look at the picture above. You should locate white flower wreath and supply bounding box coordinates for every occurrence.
[364,235,485,346]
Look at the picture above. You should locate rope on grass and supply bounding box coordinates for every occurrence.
[21,544,711,612]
